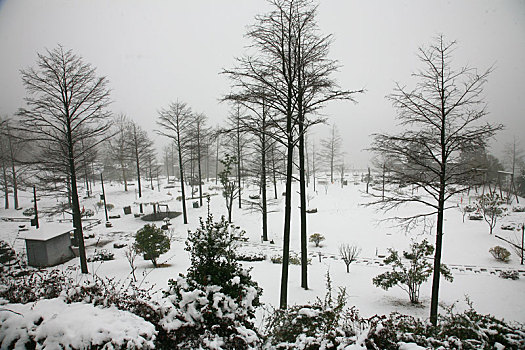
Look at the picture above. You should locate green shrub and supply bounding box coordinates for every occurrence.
[264,273,356,349]
[87,249,115,262]
[309,233,325,247]
[373,239,453,304]
[489,246,511,262]
[162,211,262,348]
[500,270,519,280]
[271,253,310,265]
[134,224,170,267]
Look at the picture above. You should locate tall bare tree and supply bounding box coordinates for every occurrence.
[107,114,133,191]
[321,124,343,184]
[128,121,154,213]
[17,45,112,274]
[368,36,503,324]
[189,113,211,206]
[157,101,192,224]
[224,0,360,303]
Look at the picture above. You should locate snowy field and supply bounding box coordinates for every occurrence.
[1,178,524,325]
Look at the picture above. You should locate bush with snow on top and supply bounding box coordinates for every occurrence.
[0,298,156,349]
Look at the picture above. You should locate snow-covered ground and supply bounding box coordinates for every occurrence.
[1,178,524,324]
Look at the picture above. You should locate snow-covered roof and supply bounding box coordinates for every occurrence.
[20,223,74,241]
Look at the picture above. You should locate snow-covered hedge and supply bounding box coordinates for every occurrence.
[0,298,156,349]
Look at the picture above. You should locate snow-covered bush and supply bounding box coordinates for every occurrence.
[134,223,170,267]
[22,207,35,216]
[271,253,311,265]
[489,246,511,262]
[500,270,520,280]
[0,298,156,349]
[161,212,262,349]
[513,205,525,212]
[87,249,115,262]
[0,240,16,266]
[237,250,266,262]
[264,273,357,349]
[364,302,525,349]
[373,239,453,304]
[0,267,75,304]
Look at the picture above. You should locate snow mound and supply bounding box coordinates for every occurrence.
[0,298,156,349]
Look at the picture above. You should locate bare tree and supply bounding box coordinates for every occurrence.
[157,101,192,224]
[339,243,361,273]
[107,114,133,191]
[189,113,211,206]
[321,124,343,184]
[477,192,505,235]
[17,45,112,274]
[368,36,503,324]
[223,0,360,305]
[128,122,154,213]
[222,104,251,209]
[226,91,276,242]
[504,137,525,180]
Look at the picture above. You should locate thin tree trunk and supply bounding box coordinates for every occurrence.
[299,120,308,289]
[261,124,268,242]
[7,126,18,209]
[197,128,203,206]
[237,114,242,209]
[67,122,88,274]
[431,192,445,325]
[178,138,188,224]
[271,144,278,199]
[1,152,9,209]
[216,135,219,185]
[133,126,143,213]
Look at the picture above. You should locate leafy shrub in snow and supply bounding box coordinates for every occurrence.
[373,239,453,304]
[264,273,357,349]
[161,212,262,349]
[22,207,35,216]
[0,267,75,304]
[237,250,266,262]
[270,253,311,265]
[0,298,156,349]
[500,270,520,280]
[309,233,325,247]
[489,246,511,262]
[134,223,170,267]
[512,205,525,212]
[364,304,525,349]
[0,240,16,266]
[87,248,115,262]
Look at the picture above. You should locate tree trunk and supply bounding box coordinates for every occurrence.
[197,128,203,207]
[280,135,293,309]
[299,128,308,289]
[215,135,219,185]
[7,127,19,209]
[271,144,278,199]
[261,130,268,242]
[134,137,143,214]
[67,123,88,274]
[237,116,242,209]
[1,141,9,209]
[178,139,188,224]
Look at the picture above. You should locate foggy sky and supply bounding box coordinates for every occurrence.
[0,0,523,169]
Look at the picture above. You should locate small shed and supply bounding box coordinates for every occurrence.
[22,224,75,267]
